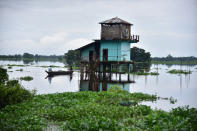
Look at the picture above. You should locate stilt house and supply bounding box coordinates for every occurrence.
[77,17,139,73]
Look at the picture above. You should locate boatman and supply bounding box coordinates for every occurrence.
[48,66,52,72]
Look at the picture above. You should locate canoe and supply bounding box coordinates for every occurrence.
[45,70,73,76]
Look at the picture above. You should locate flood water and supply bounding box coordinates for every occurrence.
[1,60,197,111]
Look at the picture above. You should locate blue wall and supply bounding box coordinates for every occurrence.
[121,41,131,61]
[100,40,131,61]
[81,45,95,62]
[80,40,131,62]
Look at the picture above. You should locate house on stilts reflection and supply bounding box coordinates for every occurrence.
[77,17,139,77]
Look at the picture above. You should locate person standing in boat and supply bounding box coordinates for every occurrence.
[69,66,73,71]
[48,66,52,72]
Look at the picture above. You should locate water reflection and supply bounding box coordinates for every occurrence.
[47,77,52,84]
[46,74,73,84]
[80,80,131,92]
[79,73,134,92]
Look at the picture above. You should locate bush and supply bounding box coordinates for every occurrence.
[0,80,35,109]
[0,67,34,109]
[0,67,8,84]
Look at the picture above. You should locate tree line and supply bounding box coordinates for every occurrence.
[152,54,197,65]
[152,54,197,61]
[0,53,64,62]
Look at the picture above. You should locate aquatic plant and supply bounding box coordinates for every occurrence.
[169,96,177,104]
[159,96,177,104]
[7,64,26,67]
[16,69,23,71]
[8,66,12,69]
[132,71,159,76]
[40,65,61,68]
[168,69,191,74]
[20,76,33,81]
[0,88,196,130]
[149,72,159,75]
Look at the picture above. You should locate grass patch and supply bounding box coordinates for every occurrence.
[20,76,33,81]
[168,69,191,74]
[0,87,196,130]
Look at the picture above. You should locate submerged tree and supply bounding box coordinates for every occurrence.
[64,50,80,66]
[130,47,151,63]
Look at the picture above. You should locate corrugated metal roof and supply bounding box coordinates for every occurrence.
[76,42,95,51]
[99,17,133,25]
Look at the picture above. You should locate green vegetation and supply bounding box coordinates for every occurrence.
[65,65,80,70]
[7,64,26,67]
[0,54,22,61]
[64,50,80,66]
[168,69,191,74]
[0,67,8,84]
[131,71,159,76]
[0,67,35,109]
[152,55,197,65]
[159,96,177,104]
[0,53,63,62]
[130,47,151,63]
[8,66,12,69]
[20,76,33,81]
[72,66,80,70]
[39,65,61,68]
[0,86,196,130]
[16,69,23,72]
[152,60,197,65]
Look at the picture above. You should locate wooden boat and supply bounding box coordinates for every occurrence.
[45,70,73,76]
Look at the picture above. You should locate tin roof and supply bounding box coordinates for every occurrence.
[76,40,100,51]
[76,42,95,51]
[99,17,133,25]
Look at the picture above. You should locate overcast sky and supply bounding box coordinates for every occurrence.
[0,0,197,57]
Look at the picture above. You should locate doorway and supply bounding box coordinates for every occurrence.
[103,49,108,61]
[89,51,93,62]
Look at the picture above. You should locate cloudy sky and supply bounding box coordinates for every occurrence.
[0,0,197,57]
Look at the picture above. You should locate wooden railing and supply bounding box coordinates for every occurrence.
[130,35,139,42]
